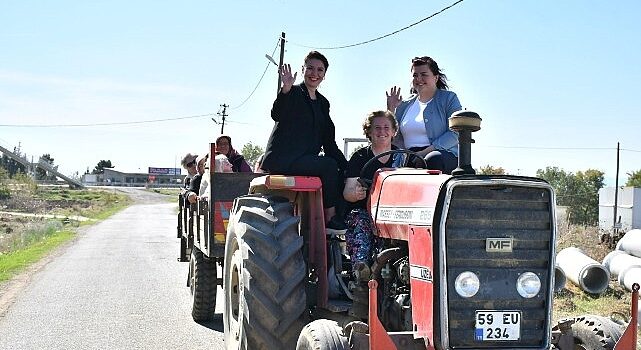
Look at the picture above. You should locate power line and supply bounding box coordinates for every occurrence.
[287,0,465,50]
[481,145,613,150]
[0,37,281,128]
[230,37,281,110]
[0,112,216,128]
[481,145,641,152]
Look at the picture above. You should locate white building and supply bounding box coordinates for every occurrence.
[599,187,641,231]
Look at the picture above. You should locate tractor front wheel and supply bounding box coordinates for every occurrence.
[223,195,307,349]
[296,319,350,350]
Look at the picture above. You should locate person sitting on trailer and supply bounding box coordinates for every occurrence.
[186,154,209,204]
[214,154,233,173]
[180,153,198,188]
[215,135,252,172]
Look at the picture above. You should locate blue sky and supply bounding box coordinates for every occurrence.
[1,0,639,185]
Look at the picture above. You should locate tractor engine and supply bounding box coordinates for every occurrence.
[378,249,413,332]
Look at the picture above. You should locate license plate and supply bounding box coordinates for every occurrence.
[475,310,521,341]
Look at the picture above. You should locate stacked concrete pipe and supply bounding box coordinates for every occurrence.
[612,229,641,292]
[602,250,641,279]
[616,229,641,257]
[556,247,610,294]
[618,266,641,292]
[554,265,566,292]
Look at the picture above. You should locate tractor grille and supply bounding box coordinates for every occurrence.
[444,183,554,349]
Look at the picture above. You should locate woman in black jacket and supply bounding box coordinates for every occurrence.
[261,51,347,229]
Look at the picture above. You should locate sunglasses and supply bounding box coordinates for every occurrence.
[186,161,196,167]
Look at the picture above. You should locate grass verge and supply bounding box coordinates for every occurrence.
[0,230,74,282]
[0,187,132,283]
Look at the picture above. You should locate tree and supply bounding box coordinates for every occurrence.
[536,166,605,226]
[36,154,55,180]
[626,169,641,188]
[573,169,604,226]
[1,154,26,178]
[240,142,264,166]
[477,165,506,175]
[93,160,114,174]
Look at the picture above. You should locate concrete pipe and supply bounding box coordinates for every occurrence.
[616,229,641,258]
[618,265,641,292]
[602,250,641,279]
[554,265,566,292]
[556,247,610,294]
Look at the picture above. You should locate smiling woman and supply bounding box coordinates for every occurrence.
[386,56,462,174]
[261,51,348,229]
[342,111,398,269]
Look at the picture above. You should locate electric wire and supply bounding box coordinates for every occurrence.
[480,145,641,153]
[0,38,281,128]
[230,37,280,110]
[286,0,464,50]
[481,145,613,150]
[0,113,217,128]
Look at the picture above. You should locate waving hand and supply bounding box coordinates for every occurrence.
[280,64,297,94]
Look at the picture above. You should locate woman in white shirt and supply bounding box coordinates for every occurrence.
[386,56,463,174]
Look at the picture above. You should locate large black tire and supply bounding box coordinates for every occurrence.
[571,314,624,350]
[190,247,217,322]
[223,195,307,349]
[296,319,350,350]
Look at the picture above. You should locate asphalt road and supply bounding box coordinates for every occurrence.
[0,188,225,350]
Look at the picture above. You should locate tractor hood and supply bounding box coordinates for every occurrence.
[369,168,450,241]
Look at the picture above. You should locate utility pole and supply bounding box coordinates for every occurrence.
[613,142,620,237]
[277,32,286,95]
[217,104,228,134]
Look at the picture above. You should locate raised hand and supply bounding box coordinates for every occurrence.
[386,86,402,112]
[279,63,297,94]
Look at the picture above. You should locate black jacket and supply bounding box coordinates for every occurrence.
[261,83,347,172]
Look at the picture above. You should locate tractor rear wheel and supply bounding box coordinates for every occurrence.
[296,319,350,350]
[189,247,217,322]
[223,195,307,349]
[570,314,624,350]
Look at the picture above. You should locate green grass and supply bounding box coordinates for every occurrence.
[0,230,75,282]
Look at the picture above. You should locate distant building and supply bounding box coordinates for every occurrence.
[599,187,641,232]
[82,167,183,187]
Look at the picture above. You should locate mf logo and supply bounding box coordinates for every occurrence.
[486,238,513,252]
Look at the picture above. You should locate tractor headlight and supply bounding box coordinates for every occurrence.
[516,272,541,298]
[454,271,480,298]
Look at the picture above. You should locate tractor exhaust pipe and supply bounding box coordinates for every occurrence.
[448,110,482,176]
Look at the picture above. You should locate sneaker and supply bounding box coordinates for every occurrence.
[326,215,347,233]
[352,261,371,283]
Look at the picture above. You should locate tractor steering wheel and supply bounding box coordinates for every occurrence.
[357,149,427,188]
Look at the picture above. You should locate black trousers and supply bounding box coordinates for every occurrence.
[285,155,343,209]
[409,147,458,175]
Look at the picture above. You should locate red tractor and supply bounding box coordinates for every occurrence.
[180,111,639,349]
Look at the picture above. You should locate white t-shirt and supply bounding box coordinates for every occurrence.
[399,98,432,148]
